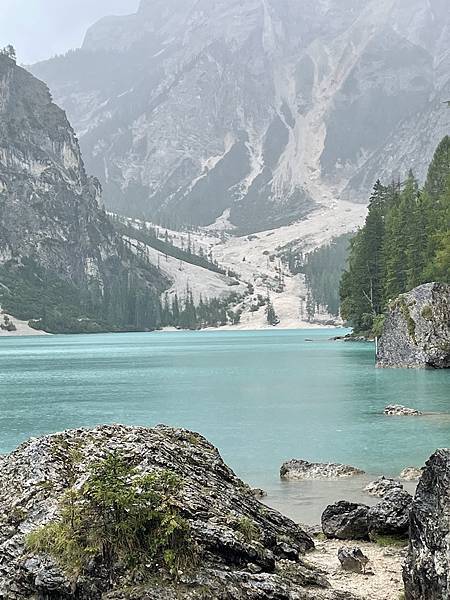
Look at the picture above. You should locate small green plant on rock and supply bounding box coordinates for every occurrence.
[421,305,433,320]
[234,517,260,543]
[26,452,195,581]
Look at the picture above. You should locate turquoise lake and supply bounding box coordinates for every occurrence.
[0,329,448,522]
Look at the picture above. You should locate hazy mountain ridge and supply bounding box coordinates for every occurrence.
[31,0,449,233]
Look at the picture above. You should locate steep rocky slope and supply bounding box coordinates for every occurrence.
[0,424,358,599]
[31,0,449,232]
[0,53,169,332]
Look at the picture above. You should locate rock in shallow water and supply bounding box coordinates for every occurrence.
[403,449,450,600]
[0,424,362,600]
[377,283,450,369]
[280,460,365,480]
[399,467,423,481]
[384,405,422,416]
[364,477,403,498]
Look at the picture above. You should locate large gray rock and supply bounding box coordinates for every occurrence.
[404,449,450,600]
[0,425,357,600]
[399,467,423,481]
[377,283,450,369]
[280,460,364,480]
[367,489,413,538]
[321,501,369,540]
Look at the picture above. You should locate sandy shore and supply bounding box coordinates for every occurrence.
[309,537,407,600]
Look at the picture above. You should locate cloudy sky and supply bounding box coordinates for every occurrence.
[0,0,139,64]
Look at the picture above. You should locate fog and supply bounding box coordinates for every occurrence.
[0,0,138,64]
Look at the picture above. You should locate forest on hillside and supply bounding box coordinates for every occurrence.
[340,136,450,335]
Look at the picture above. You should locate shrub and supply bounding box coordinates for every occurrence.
[26,453,195,581]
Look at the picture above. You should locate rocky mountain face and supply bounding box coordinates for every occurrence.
[377,283,450,368]
[0,53,168,332]
[0,424,357,599]
[31,0,449,233]
[403,449,450,600]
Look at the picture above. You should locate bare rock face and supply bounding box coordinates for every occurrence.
[337,547,369,574]
[403,449,450,600]
[322,502,370,541]
[280,460,365,480]
[384,405,422,416]
[377,283,450,369]
[0,424,359,600]
[364,476,403,498]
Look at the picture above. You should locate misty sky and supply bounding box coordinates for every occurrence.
[0,0,139,65]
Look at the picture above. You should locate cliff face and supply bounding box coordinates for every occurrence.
[31,0,449,232]
[0,424,355,600]
[0,54,168,331]
[377,283,450,369]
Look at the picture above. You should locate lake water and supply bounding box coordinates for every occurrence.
[0,329,448,523]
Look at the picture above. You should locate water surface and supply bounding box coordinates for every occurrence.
[0,329,448,522]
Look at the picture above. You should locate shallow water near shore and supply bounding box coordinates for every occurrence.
[0,329,448,523]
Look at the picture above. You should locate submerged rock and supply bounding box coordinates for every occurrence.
[280,460,365,480]
[367,489,413,538]
[403,449,450,600]
[0,424,358,600]
[377,283,450,369]
[399,467,423,481]
[384,405,422,416]
[322,501,369,540]
[364,476,403,497]
[337,547,369,574]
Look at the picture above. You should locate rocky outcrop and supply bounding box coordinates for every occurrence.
[364,477,403,498]
[403,449,450,600]
[280,460,364,480]
[384,405,422,416]
[0,424,358,600]
[31,0,449,231]
[367,489,413,539]
[322,502,370,541]
[377,283,450,369]
[337,548,369,574]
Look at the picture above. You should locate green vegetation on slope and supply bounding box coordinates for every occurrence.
[340,136,450,334]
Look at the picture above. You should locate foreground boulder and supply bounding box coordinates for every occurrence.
[322,502,369,540]
[404,449,450,600]
[377,283,450,369]
[280,460,364,480]
[0,425,357,600]
[364,476,403,497]
[367,489,413,538]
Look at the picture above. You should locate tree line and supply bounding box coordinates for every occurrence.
[340,136,449,334]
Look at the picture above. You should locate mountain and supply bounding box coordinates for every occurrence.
[0,52,169,333]
[30,0,449,233]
